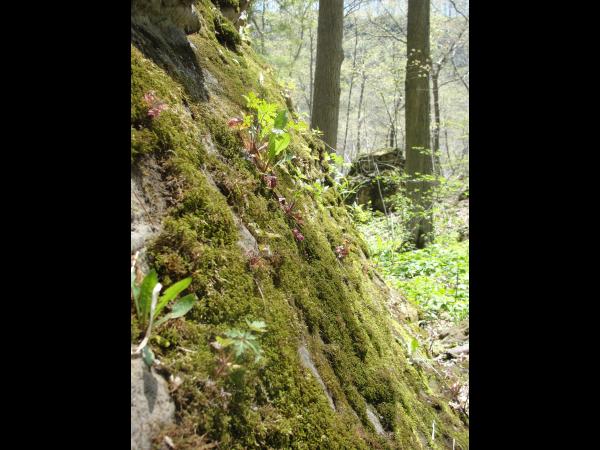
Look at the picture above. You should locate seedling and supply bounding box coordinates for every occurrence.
[131,254,198,364]
[228,92,293,185]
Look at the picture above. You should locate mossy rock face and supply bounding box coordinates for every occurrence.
[211,0,240,8]
[130,1,468,448]
[213,15,242,51]
[346,148,405,213]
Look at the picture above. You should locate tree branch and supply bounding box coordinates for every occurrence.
[448,0,469,23]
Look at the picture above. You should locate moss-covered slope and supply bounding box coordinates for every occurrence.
[131,1,468,448]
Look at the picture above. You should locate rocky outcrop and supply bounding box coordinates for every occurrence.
[215,0,251,29]
[132,0,201,34]
[131,0,208,103]
[131,156,168,257]
[346,147,405,212]
[298,344,336,411]
[131,352,175,450]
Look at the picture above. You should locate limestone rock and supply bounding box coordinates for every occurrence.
[298,344,336,411]
[132,0,209,103]
[366,404,386,436]
[217,0,251,30]
[348,148,405,177]
[346,148,405,212]
[131,156,167,255]
[132,0,200,34]
[131,353,175,450]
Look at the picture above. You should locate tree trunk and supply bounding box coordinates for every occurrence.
[261,0,266,53]
[405,0,433,249]
[355,70,366,155]
[444,127,454,176]
[431,67,442,176]
[288,2,312,77]
[342,19,359,156]
[308,26,314,114]
[311,0,344,152]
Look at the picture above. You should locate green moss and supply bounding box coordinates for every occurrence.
[131,127,158,158]
[131,312,141,342]
[211,0,240,8]
[131,2,468,447]
[213,15,241,51]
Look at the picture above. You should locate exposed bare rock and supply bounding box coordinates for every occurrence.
[346,148,405,212]
[445,343,469,358]
[366,404,386,436]
[131,352,175,450]
[132,0,200,34]
[132,0,208,102]
[233,214,258,255]
[298,344,336,411]
[218,0,251,30]
[131,156,168,266]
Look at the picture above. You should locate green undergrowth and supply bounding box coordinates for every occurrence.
[356,210,469,323]
[131,1,468,448]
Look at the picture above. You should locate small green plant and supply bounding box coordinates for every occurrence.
[349,203,373,224]
[218,320,267,362]
[300,178,328,201]
[211,320,268,378]
[131,254,198,364]
[319,151,364,202]
[228,92,295,186]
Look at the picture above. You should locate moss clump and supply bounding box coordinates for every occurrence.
[131,126,158,159]
[213,16,241,51]
[211,0,240,8]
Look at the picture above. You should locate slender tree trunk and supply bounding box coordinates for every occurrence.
[249,0,265,54]
[342,19,359,156]
[405,0,433,249]
[355,70,366,155]
[308,26,314,114]
[379,92,396,149]
[393,96,403,150]
[311,0,344,152]
[289,33,305,77]
[444,127,454,176]
[288,2,312,77]
[431,67,442,176]
[261,0,266,53]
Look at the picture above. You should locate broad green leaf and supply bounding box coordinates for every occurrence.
[139,270,159,325]
[245,340,260,355]
[233,344,244,358]
[233,337,251,358]
[154,294,197,327]
[216,336,234,348]
[273,109,288,129]
[242,114,253,127]
[155,277,192,319]
[142,345,155,368]
[225,329,244,339]
[267,132,290,161]
[243,91,259,109]
[410,338,419,354]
